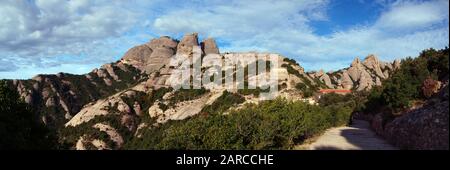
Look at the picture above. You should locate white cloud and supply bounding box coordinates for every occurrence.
[0,0,142,70]
[375,0,449,30]
[0,0,448,78]
[152,0,329,38]
[151,0,449,71]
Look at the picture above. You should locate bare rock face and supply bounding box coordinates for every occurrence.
[59,99,70,112]
[351,57,361,67]
[201,38,220,54]
[322,55,400,91]
[122,45,153,64]
[32,75,45,83]
[24,94,33,104]
[91,139,109,150]
[393,59,401,69]
[340,71,354,90]
[357,69,373,91]
[383,70,389,79]
[347,58,362,81]
[76,136,87,150]
[362,55,385,79]
[122,36,178,73]
[103,78,113,86]
[32,82,40,91]
[148,102,164,118]
[96,69,108,78]
[146,36,178,50]
[120,114,136,132]
[375,77,382,86]
[316,70,333,88]
[145,47,175,73]
[383,84,449,150]
[177,33,199,55]
[93,123,124,148]
[102,64,119,81]
[422,77,442,98]
[117,101,132,114]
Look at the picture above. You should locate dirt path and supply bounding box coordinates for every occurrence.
[301,120,397,150]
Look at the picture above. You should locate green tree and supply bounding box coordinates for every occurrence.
[0,80,55,149]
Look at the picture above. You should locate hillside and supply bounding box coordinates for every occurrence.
[2,33,447,150]
[362,48,449,150]
[56,33,401,150]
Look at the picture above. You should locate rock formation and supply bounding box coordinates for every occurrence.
[310,55,399,91]
[177,33,199,55]
[2,32,406,150]
[377,82,449,150]
[5,62,145,129]
[122,36,178,73]
[201,37,220,54]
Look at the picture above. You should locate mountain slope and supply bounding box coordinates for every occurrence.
[308,55,400,91]
[3,62,146,129]
[3,33,401,150]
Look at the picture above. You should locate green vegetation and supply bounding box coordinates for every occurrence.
[363,47,449,115]
[237,86,269,97]
[58,87,173,149]
[123,97,353,150]
[0,80,56,149]
[169,88,208,105]
[59,113,134,149]
[295,83,314,97]
[282,63,300,77]
[283,58,299,66]
[281,63,325,96]
[201,91,245,114]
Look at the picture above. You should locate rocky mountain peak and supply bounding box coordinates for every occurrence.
[351,57,361,67]
[393,59,401,69]
[362,54,381,68]
[201,37,219,54]
[146,36,178,50]
[177,32,199,55]
[321,54,400,91]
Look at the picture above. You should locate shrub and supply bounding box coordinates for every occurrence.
[295,83,314,97]
[362,47,449,114]
[201,91,245,114]
[124,97,353,150]
[0,80,55,149]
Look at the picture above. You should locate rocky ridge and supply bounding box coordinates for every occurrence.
[60,33,329,149]
[308,54,400,91]
[5,62,145,128]
[5,32,399,150]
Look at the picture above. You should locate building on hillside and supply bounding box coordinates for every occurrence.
[318,89,352,94]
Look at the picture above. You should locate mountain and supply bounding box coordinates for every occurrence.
[3,33,403,149]
[308,55,400,91]
[3,63,146,129]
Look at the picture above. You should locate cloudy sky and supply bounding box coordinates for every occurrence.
[0,0,448,79]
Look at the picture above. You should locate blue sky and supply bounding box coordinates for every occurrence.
[0,0,449,79]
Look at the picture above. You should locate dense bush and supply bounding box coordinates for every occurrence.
[201,91,245,114]
[295,83,314,97]
[363,47,449,114]
[169,88,208,105]
[0,81,55,149]
[124,98,352,150]
[318,93,354,107]
[283,58,299,66]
